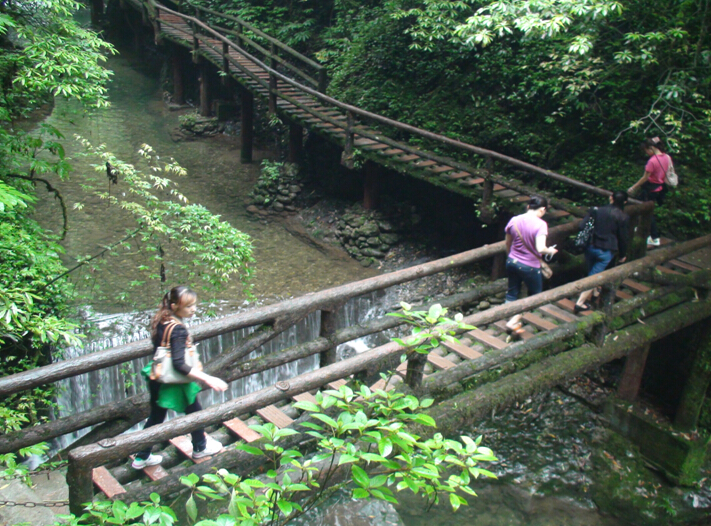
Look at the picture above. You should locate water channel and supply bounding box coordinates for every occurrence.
[31,27,710,526]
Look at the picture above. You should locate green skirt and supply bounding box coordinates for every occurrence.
[141,362,201,413]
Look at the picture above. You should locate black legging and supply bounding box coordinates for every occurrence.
[639,182,666,239]
[135,379,206,460]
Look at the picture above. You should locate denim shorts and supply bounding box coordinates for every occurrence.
[506,257,542,303]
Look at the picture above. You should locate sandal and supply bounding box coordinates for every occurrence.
[574,302,592,314]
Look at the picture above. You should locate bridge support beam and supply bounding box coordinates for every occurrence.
[240,86,254,163]
[171,48,185,106]
[617,343,651,401]
[363,161,379,210]
[319,309,340,368]
[675,323,711,431]
[199,62,211,117]
[288,123,303,163]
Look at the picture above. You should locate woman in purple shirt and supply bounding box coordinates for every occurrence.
[628,137,673,246]
[504,196,558,336]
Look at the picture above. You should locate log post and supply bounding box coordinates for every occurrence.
[199,63,210,117]
[319,309,340,367]
[479,156,496,223]
[341,110,355,169]
[363,161,379,210]
[288,123,303,163]
[222,41,230,85]
[617,343,651,401]
[630,207,653,260]
[90,0,104,26]
[240,85,254,163]
[67,455,93,516]
[268,42,277,115]
[191,21,199,64]
[406,352,427,388]
[235,24,244,49]
[675,323,711,431]
[593,282,617,346]
[318,69,328,93]
[171,47,185,105]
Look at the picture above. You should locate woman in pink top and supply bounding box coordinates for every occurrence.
[628,137,673,246]
[504,196,558,336]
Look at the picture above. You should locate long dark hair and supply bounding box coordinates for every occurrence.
[642,137,667,154]
[611,190,628,209]
[151,286,197,337]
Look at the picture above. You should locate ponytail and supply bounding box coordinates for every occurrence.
[150,285,197,337]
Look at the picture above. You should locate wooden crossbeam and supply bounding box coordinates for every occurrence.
[292,392,318,404]
[427,353,455,370]
[539,304,577,323]
[522,312,557,331]
[622,279,650,293]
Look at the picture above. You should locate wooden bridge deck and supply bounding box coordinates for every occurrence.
[90,238,704,499]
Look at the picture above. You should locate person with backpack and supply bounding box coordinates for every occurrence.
[573,191,630,313]
[627,137,674,246]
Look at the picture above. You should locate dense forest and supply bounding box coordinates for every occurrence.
[1,0,710,432]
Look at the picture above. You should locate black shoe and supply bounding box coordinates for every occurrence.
[574,302,592,314]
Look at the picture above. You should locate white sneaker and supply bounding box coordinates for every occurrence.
[647,236,661,246]
[132,453,162,469]
[192,436,223,459]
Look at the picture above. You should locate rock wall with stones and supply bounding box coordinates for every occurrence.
[248,162,304,214]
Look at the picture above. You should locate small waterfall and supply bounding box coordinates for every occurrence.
[54,291,391,450]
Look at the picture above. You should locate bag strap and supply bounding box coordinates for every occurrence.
[653,154,671,178]
[160,320,180,348]
[513,221,543,264]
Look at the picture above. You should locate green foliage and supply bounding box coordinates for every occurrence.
[1,443,51,487]
[73,139,255,294]
[388,302,475,356]
[56,493,177,526]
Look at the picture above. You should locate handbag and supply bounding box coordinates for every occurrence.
[574,207,597,252]
[150,320,202,384]
[513,222,553,280]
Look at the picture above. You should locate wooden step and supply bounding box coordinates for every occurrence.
[128,457,168,481]
[615,289,634,300]
[427,352,455,370]
[539,304,577,323]
[369,377,395,392]
[224,417,262,443]
[354,138,377,146]
[622,279,650,293]
[510,195,530,203]
[395,360,408,377]
[430,165,455,173]
[447,171,472,180]
[397,154,420,162]
[522,312,557,331]
[413,160,437,168]
[467,329,508,350]
[328,379,348,390]
[668,259,700,272]
[494,320,534,340]
[170,435,218,464]
[292,392,318,404]
[656,265,682,275]
[441,340,482,360]
[461,177,485,186]
[362,143,390,150]
[256,405,294,428]
[384,148,404,155]
[92,466,126,498]
[547,210,571,219]
[557,298,593,316]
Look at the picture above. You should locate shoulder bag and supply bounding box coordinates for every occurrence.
[574,207,597,252]
[150,321,203,384]
[513,222,553,279]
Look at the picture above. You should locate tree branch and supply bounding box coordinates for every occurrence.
[3,173,68,240]
[41,227,144,290]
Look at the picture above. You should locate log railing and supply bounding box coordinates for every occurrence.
[63,232,711,512]
[143,0,641,208]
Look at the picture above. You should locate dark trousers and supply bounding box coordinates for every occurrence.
[136,380,206,460]
[640,183,666,239]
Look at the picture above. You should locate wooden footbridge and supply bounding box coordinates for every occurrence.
[1,214,711,512]
[2,0,710,515]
